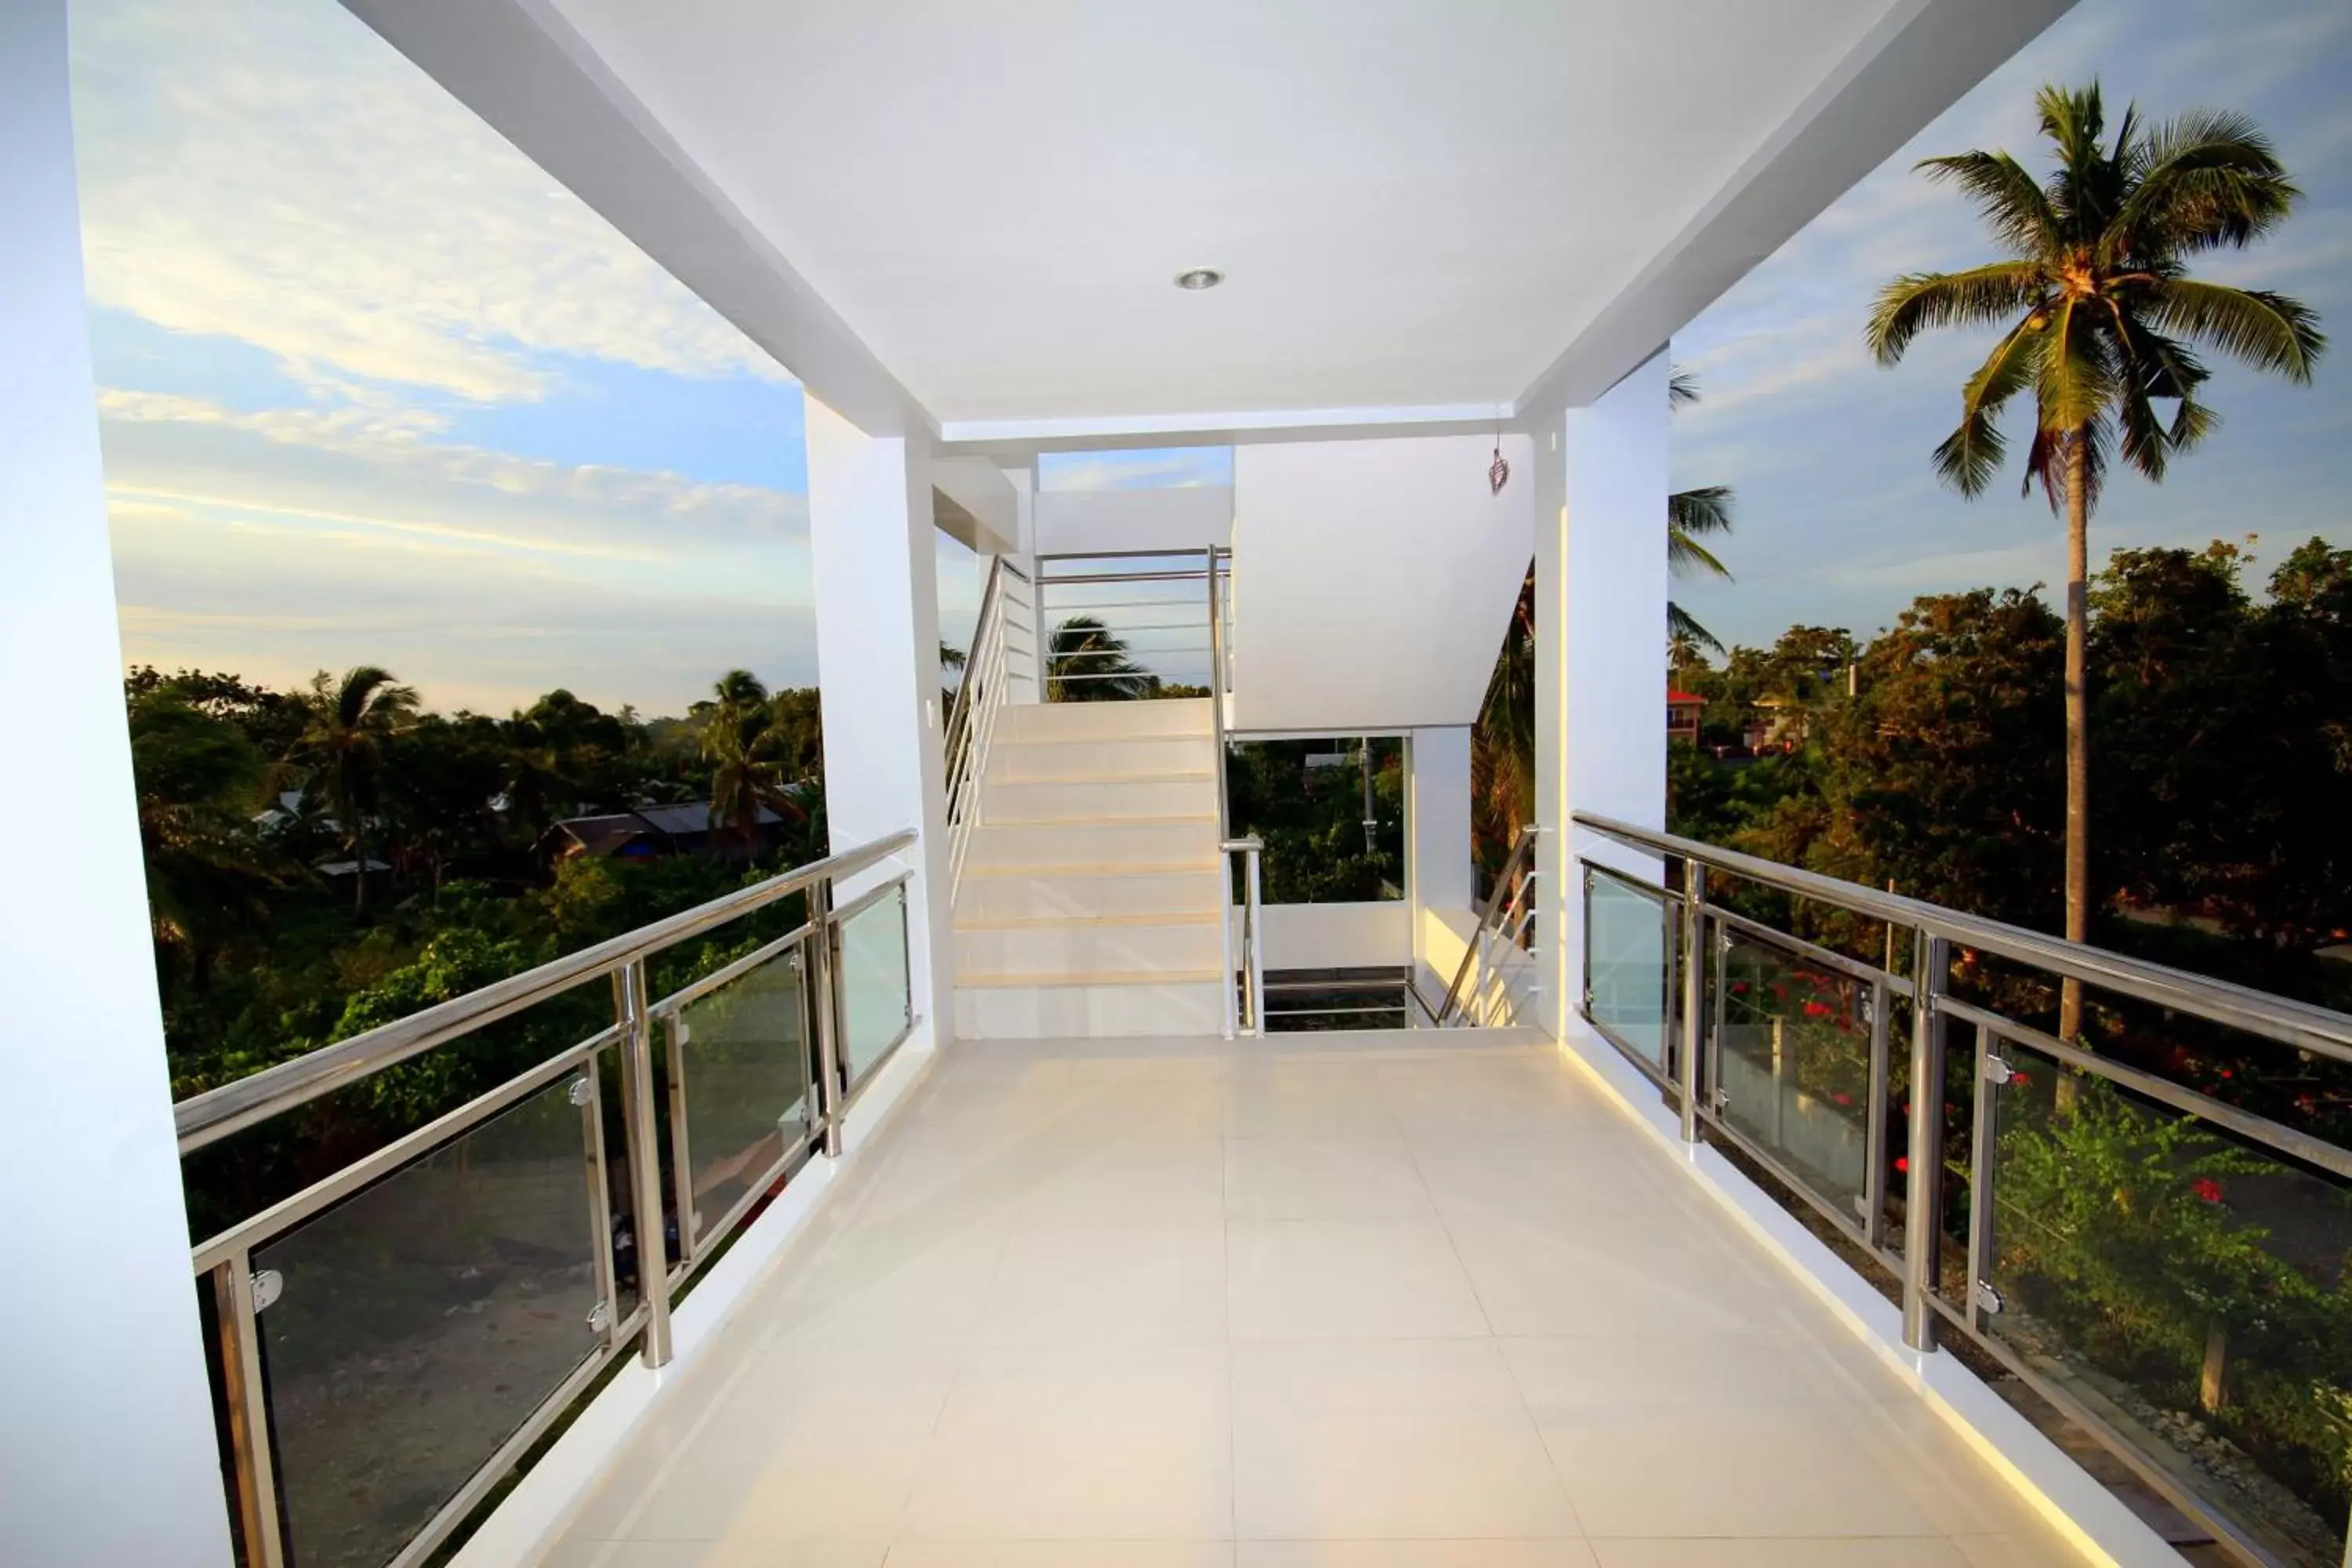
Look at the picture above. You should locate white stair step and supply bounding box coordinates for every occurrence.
[985,777,1215,822]
[954,978,1227,1039]
[955,916,1224,975]
[996,698,1212,743]
[989,736,1218,782]
[966,819,1216,871]
[956,869,1225,921]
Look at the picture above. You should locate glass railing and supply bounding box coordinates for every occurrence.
[176,831,920,1568]
[1572,812,2352,1568]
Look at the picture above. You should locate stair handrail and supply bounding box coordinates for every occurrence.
[1434,823,1538,1026]
[945,557,1032,903]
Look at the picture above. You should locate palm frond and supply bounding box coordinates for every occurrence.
[2111,314,2216,483]
[2034,293,2118,433]
[2036,82,2111,241]
[1929,312,2047,497]
[1867,263,2045,365]
[1668,484,1733,537]
[1916,151,2062,256]
[1668,368,1700,409]
[2145,279,2325,381]
[2024,414,2111,517]
[1668,602,1724,656]
[1669,481,1734,581]
[2113,108,2299,256]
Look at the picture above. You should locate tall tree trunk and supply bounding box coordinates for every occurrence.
[2059,430,2091,1044]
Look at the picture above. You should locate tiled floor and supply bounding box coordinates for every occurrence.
[542,1031,2090,1568]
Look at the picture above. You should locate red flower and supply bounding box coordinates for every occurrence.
[1802,1000,1833,1019]
[2219,1069,2234,1080]
[1832,1092,1853,1108]
[2191,1178,2224,1204]
[1893,1156,1909,1174]
[2011,1072,2030,1087]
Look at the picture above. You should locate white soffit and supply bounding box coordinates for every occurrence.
[534,0,1889,422]
[376,0,2073,439]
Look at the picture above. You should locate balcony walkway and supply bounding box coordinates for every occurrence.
[543,1030,2085,1568]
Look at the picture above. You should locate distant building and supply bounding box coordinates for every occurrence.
[1667,690,1704,744]
[547,798,799,862]
[1743,694,1809,755]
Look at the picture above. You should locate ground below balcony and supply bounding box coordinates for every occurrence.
[543,1030,2089,1568]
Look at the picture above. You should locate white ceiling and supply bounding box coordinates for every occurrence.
[539,0,1905,430]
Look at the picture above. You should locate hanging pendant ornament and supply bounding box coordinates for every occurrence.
[1488,435,1510,495]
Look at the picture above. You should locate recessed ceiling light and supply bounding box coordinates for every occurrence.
[1174,267,1225,291]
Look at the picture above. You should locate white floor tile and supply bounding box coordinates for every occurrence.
[1237,1542,1598,1566]
[1499,1334,1841,1417]
[539,1035,2100,1568]
[1588,1541,1969,1567]
[898,1345,1233,1541]
[1228,1217,1491,1340]
[1225,1138,1436,1220]
[885,1544,1236,1566]
[1443,1210,1770,1338]
[1536,1405,1948,1539]
[972,1220,1228,1346]
[1225,1061,1402,1139]
[1232,1340,1579,1541]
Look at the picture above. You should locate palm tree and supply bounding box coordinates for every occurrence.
[126,693,278,993]
[289,666,418,915]
[1047,615,1156,702]
[1668,368,1737,654]
[700,670,805,861]
[1867,82,2323,1039]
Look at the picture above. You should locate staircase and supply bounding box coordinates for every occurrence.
[953,698,1228,1037]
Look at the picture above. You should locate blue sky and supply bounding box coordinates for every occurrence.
[1669,0,2352,652]
[75,0,2350,713]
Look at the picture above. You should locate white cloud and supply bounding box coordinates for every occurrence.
[70,0,792,401]
[96,389,806,561]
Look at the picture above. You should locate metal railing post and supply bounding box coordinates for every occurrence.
[810,873,846,1156]
[1678,860,1706,1143]
[1902,931,1951,1352]
[1245,842,1266,1034]
[612,958,672,1367]
[1218,843,1239,1040]
[213,1254,285,1568]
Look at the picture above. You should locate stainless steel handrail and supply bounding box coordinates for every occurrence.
[941,554,1005,789]
[1574,811,2352,1062]
[1434,824,1537,1025]
[1222,836,1266,1035]
[175,828,918,1152]
[1566,826,2352,1568]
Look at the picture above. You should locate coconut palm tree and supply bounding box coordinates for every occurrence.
[126,692,278,993]
[1668,368,1737,654]
[289,665,418,915]
[701,670,807,862]
[1867,82,2323,1039]
[1047,615,1156,702]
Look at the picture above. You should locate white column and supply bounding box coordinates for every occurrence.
[1406,725,1474,1000]
[0,7,237,1563]
[1534,351,1671,1038]
[804,397,953,1041]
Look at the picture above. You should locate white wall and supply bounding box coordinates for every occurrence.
[0,6,238,1561]
[804,399,953,1037]
[1231,434,1533,732]
[1035,485,1232,556]
[1534,354,1671,1037]
[1261,902,1411,971]
[1406,725,1474,995]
